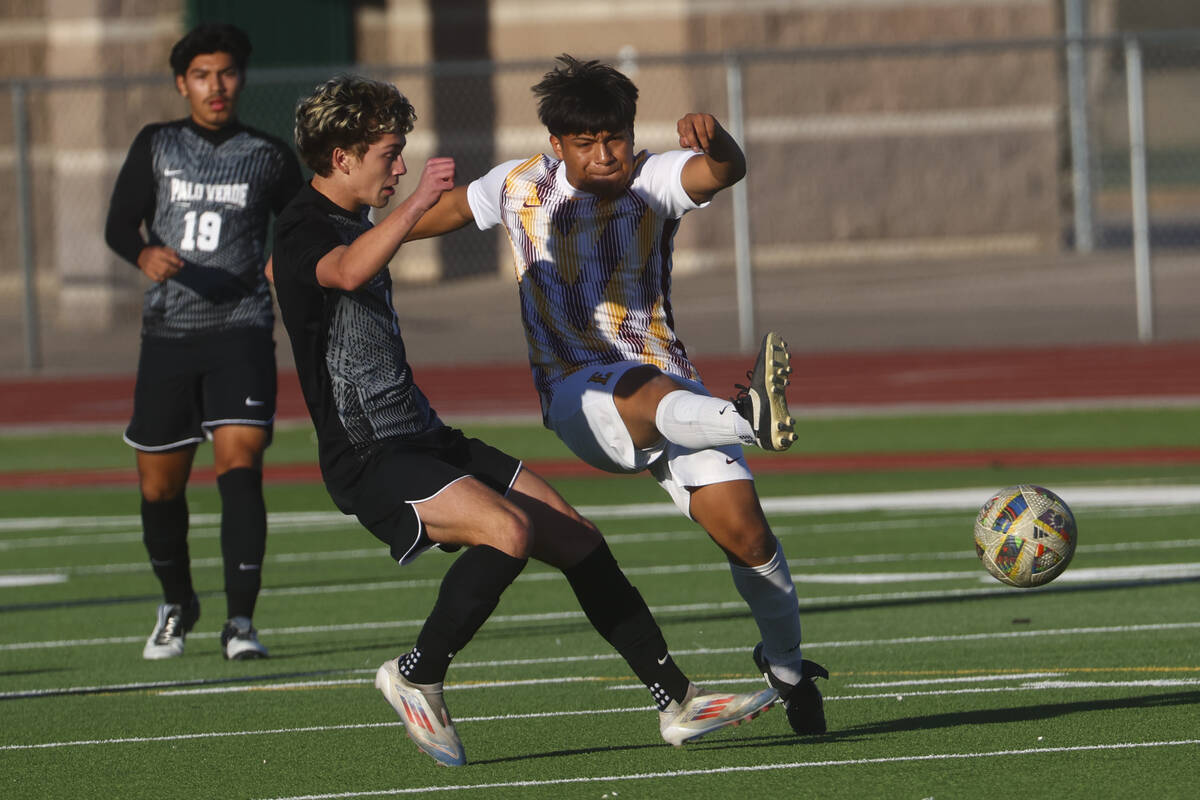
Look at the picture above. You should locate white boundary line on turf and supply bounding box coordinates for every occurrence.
[255,740,1200,800]
[4,622,1198,699]
[4,484,1200,537]
[4,607,1200,654]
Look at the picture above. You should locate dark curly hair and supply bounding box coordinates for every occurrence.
[532,54,638,137]
[169,23,252,76]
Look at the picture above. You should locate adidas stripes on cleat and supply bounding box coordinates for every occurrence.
[752,643,829,735]
[375,659,466,767]
[142,594,200,660]
[733,331,797,451]
[659,683,778,746]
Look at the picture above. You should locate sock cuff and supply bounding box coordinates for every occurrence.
[729,540,786,578]
[217,467,263,494]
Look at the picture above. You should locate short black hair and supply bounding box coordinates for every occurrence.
[532,54,638,137]
[169,23,252,77]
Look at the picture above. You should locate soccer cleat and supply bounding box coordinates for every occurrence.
[658,683,778,746]
[142,594,200,660]
[221,616,269,660]
[732,331,797,451]
[375,659,466,767]
[752,643,829,735]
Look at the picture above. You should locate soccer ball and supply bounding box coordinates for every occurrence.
[973,485,1077,588]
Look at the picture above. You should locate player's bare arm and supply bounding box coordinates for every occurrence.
[405,185,474,241]
[316,157,455,290]
[136,245,184,282]
[677,112,746,204]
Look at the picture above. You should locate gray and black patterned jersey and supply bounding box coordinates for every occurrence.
[106,118,302,337]
[272,184,439,488]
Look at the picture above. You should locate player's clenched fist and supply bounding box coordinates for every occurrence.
[677,113,722,154]
[136,245,184,282]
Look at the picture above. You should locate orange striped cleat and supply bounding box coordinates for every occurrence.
[375,659,467,766]
[659,683,778,746]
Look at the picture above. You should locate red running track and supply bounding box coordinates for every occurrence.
[2,341,1199,428]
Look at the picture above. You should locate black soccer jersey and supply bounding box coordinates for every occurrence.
[272,183,440,495]
[106,118,302,337]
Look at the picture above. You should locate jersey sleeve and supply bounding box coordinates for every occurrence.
[104,125,157,267]
[273,205,340,289]
[633,150,708,218]
[466,159,525,231]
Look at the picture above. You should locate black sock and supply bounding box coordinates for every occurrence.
[217,468,267,619]
[564,540,690,710]
[399,544,527,684]
[142,494,193,606]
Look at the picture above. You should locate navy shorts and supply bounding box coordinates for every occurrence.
[343,426,522,565]
[124,328,276,452]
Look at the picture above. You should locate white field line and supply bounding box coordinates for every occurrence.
[4,483,1200,538]
[846,672,1066,688]
[7,680,1200,754]
[157,675,602,697]
[7,537,1200,586]
[5,600,1200,654]
[254,740,1200,800]
[5,622,1198,699]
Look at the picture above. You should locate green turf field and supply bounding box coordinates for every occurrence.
[2,409,1199,799]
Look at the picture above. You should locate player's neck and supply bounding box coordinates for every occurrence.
[311,173,366,214]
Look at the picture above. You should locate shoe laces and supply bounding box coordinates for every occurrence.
[731,370,754,406]
[153,610,183,645]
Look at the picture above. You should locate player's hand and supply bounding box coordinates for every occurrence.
[413,157,456,212]
[136,245,184,282]
[677,113,722,154]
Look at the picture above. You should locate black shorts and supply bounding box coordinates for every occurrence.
[124,328,276,452]
[344,426,522,566]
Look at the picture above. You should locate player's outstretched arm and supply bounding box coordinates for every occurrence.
[405,185,474,241]
[316,157,456,291]
[677,112,747,204]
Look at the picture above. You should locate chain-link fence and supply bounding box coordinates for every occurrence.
[2,32,1199,373]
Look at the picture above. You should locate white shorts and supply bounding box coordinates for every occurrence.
[546,361,753,518]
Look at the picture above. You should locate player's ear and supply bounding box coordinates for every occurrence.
[175,74,188,98]
[331,147,354,175]
[549,135,564,160]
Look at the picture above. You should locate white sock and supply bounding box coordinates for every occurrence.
[654,390,755,449]
[728,540,805,685]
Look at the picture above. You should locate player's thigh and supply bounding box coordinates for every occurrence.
[547,361,665,473]
[350,429,526,564]
[198,328,276,434]
[685,473,777,567]
[124,337,205,451]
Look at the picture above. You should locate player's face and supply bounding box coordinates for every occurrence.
[176,51,243,130]
[551,129,635,199]
[350,133,408,208]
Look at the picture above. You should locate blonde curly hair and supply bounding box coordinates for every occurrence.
[295,75,416,176]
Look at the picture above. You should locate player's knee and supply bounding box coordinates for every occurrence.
[140,479,185,504]
[717,526,777,567]
[490,504,533,560]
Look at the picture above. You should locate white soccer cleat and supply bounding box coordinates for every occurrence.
[142,596,199,660]
[375,659,466,767]
[658,683,778,746]
[221,616,268,660]
[733,331,797,451]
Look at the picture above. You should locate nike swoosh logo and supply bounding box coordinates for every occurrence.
[726,458,737,464]
[656,654,669,665]
[164,169,183,176]
[245,397,265,406]
[238,563,260,571]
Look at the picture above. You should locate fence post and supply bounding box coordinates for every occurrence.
[1124,36,1153,342]
[12,82,42,371]
[725,54,755,352]
[1065,0,1095,252]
